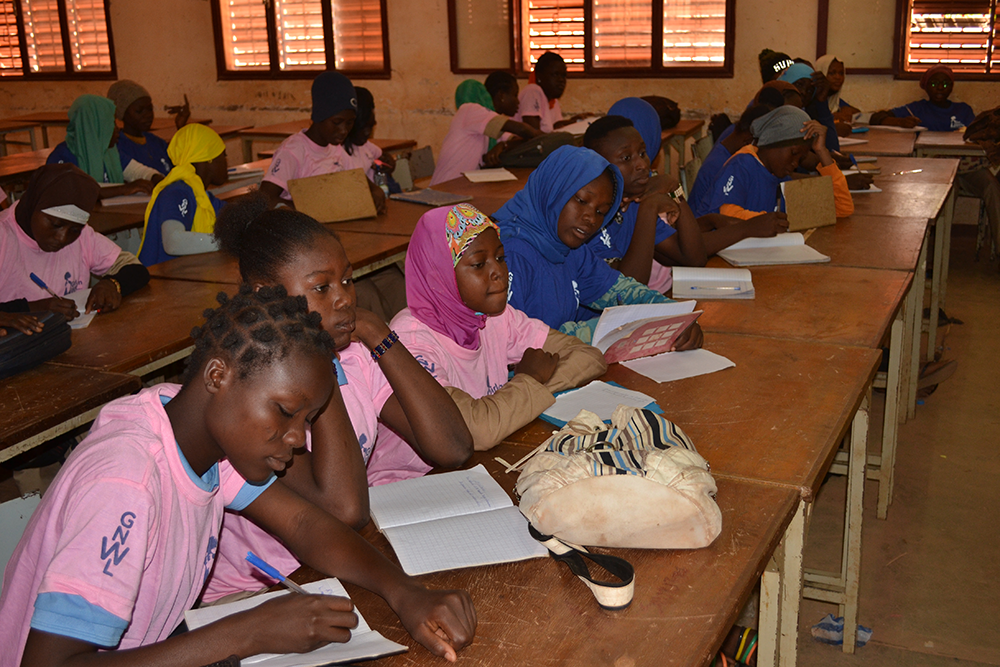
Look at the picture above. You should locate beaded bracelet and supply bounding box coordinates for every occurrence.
[106,277,121,294]
[370,330,399,361]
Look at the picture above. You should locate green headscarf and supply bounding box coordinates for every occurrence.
[66,94,124,184]
[455,79,497,150]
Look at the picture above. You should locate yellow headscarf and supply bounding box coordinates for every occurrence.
[140,124,225,254]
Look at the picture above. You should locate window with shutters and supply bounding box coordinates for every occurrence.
[899,0,998,76]
[450,0,733,77]
[0,0,115,79]
[212,0,389,79]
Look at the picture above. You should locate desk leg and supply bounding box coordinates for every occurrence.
[939,187,955,314]
[926,188,954,361]
[668,135,686,179]
[242,137,254,163]
[908,234,929,418]
[878,313,904,519]
[28,127,38,151]
[41,125,50,148]
[759,499,808,667]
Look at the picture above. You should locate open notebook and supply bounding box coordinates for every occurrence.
[591,301,702,363]
[367,465,547,575]
[672,267,754,299]
[184,578,406,666]
[718,233,830,267]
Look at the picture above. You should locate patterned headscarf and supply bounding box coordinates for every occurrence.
[406,204,499,349]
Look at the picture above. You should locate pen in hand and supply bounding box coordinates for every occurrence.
[246,551,310,594]
[29,273,60,299]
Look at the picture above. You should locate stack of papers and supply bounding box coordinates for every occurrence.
[463,168,518,182]
[672,267,754,299]
[184,578,407,666]
[541,380,659,426]
[621,349,736,383]
[367,465,547,575]
[717,233,830,267]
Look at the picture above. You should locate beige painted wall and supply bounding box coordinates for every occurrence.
[1,0,996,157]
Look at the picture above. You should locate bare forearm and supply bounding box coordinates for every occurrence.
[658,202,707,266]
[616,212,658,284]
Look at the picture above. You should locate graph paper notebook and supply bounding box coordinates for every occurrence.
[367,465,547,575]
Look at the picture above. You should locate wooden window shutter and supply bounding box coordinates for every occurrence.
[593,0,652,68]
[521,0,585,71]
[904,0,996,73]
[65,0,111,72]
[220,0,271,70]
[20,0,64,72]
[330,0,385,70]
[274,0,326,71]
[0,0,23,76]
[662,0,727,67]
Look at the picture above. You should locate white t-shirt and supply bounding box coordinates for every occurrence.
[262,131,351,200]
[514,83,563,133]
[0,385,273,664]
[430,103,508,186]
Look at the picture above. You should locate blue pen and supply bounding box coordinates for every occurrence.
[849,154,860,171]
[29,273,60,299]
[246,551,309,594]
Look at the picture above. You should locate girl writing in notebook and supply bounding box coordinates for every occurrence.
[0,285,476,666]
[138,124,229,266]
[0,164,150,322]
[493,145,703,348]
[201,195,472,603]
[375,203,606,463]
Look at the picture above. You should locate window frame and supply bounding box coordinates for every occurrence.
[2,0,117,80]
[891,0,999,80]
[210,0,392,81]
[447,0,736,78]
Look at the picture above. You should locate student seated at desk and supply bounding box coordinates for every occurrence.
[814,55,859,130]
[0,286,476,666]
[380,203,606,458]
[758,48,795,84]
[493,145,704,348]
[259,72,386,214]
[708,106,854,220]
[200,197,472,603]
[514,51,586,133]
[582,102,706,293]
[107,79,190,178]
[46,95,154,199]
[777,63,841,152]
[0,164,150,322]
[137,124,227,266]
[431,74,542,185]
[338,86,392,182]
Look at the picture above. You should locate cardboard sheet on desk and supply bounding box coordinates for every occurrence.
[782,176,836,232]
[288,168,376,222]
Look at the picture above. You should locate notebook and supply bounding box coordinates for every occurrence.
[541,380,660,425]
[781,176,837,232]
[68,289,97,329]
[184,578,406,666]
[367,465,547,576]
[288,168,377,222]
[837,137,869,146]
[717,233,831,267]
[621,348,736,384]
[591,301,702,363]
[672,267,754,299]
[389,189,473,207]
[463,168,518,182]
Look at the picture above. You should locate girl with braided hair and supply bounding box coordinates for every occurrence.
[0,284,476,666]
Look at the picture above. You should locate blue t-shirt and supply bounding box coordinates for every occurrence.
[806,98,840,153]
[117,132,173,175]
[586,206,676,263]
[47,143,112,183]
[505,237,619,329]
[891,99,976,132]
[139,181,225,266]
[689,141,733,217]
[707,152,786,216]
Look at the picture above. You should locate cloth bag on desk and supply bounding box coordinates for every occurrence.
[514,405,722,550]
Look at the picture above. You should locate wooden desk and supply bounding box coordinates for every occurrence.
[850,182,951,218]
[915,130,986,158]
[151,124,250,143]
[313,446,800,667]
[431,169,529,200]
[865,156,958,184]
[0,148,53,195]
[0,364,141,464]
[808,215,929,272]
[255,137,419,160]
[851,128,917,157]
[661,119,705,178]
[0,120,39,155]
[48,278,233,375]
[238,120,415,161]
[2,113,210,147]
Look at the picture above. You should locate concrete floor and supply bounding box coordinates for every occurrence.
[798,233,1000,666]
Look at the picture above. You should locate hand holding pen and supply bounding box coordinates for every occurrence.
[29,273,79,320]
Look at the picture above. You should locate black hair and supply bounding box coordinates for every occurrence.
[737,104,775,134]
[344,86,375,155]
[583,115,634,150]
[708,113,732,142]
[535,51,565,74]
[213,192,339,285]
[758,49,793,84]
[757,87,786,109]
[484,71,518,98]
[186,283,335,382]
[641,95,681,131]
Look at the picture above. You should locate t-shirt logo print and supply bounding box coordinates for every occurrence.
[599,228,612,248]
[179,198,189,219]
[723,176,734,196]
[63,271,84,295]
[202,535,218,582]
[100,511,136,577]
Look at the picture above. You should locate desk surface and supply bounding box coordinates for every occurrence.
[48,278,232,374]
[851,129,917,156]
[0,364,141,458]
[152,124,252,142]
[317,446,799,667]
[850,182,952,219]
[867,156,958,184]
[432,169,530,200]
[0,120,38,133]
[914,130,979,150]
[3,113,209,127]
[807,215,929,271]
[662,119,705,140]
[505,334,879,499]
[0,148,53,181]
[695,265,911,349]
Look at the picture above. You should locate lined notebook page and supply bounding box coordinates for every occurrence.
[723,232,806,250]
[383,506,547,575]
[368,465,512,530]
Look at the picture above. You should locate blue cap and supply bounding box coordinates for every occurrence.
[778,63,815,84]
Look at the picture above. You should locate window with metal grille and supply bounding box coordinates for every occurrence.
[1,0,114,78]
[452,0,733,77]
[902,0,997,75]
[212,0,388,78]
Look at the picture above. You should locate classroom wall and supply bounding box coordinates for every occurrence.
[1,0,996,156]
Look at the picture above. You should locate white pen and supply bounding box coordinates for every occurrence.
[687,286,740,290]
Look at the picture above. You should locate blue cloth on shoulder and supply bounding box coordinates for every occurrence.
[117,132,173,175]
[139,180,225,266]
[891,99,975,132]
[587,205,675,263]
[689,141,733,217]
[707,151,786,215]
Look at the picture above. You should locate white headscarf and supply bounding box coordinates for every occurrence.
[815,54,842,114]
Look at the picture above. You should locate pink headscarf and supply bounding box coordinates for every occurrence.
[406,204,499,350]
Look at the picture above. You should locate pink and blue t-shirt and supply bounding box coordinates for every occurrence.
[201,343,393,602]
[0,385,274,665]
[0,202,120,307]
[514,83,563,133]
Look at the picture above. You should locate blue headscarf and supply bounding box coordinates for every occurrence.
[493,145,624,264]
[608,97,662,157]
